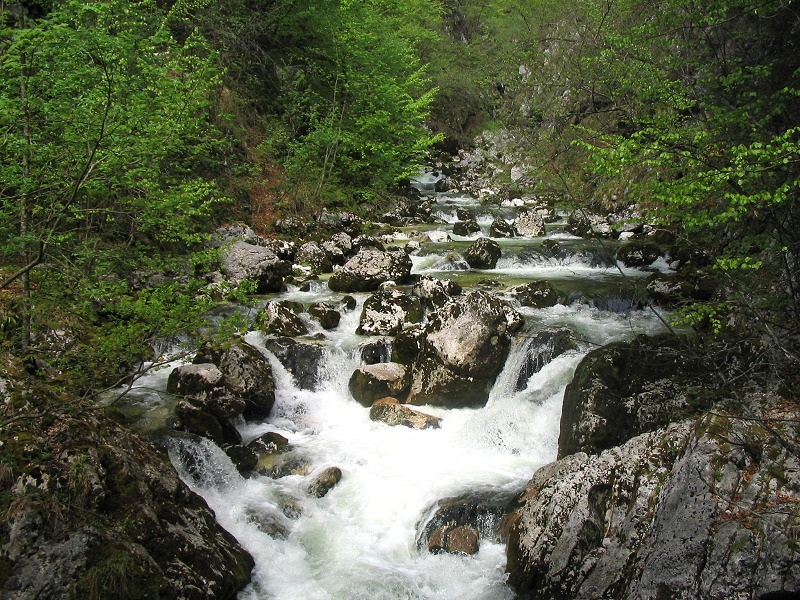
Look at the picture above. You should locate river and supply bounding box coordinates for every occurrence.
[121,177,671,599]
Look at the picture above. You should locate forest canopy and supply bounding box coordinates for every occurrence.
[1,0,799,388]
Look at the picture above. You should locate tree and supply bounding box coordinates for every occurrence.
[261,0,442,206]
[569,0,800,358]
[0,0,227,390]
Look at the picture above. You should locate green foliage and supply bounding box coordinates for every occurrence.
[0,0,228,390]
[557,0,800,346]
[261,0,442,204]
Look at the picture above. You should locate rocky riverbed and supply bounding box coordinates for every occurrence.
[2,143,798,599]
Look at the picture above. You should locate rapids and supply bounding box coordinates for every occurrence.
[121,184,672,599]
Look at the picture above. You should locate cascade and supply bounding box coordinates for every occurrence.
[121,185,671,599]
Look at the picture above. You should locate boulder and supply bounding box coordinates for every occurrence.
[220,241,288,293]
[646,269,719,308]
[328,249,412,293]
[259,238,296,261]
[515,327,578,391]
[514,210,545,237]
[489,218,517,238]
[452,219,481,236]
[174,399,242,446]
[357,290,424,336]
[391,324,427,365]
[1,405,254,600]
[566,211,612,238]
[464,237,502,269]
[194,338,275,420]
[296,241,333,274]
[348,363,410,406]
[616,240,662,267]
[351,234,385,253]
[428,525,479,555]
[506,281,561,308]
[558,334,712,458]
[263,337,326,391]
[167,363,245,445]
[328,231,353,255]
[369,398,441,429]
[406,291,523,407]
[259,301,309,337]
[317,211,362,236]
[308,466,343,498]
[308,302,341,330]
[360,338,393,365]
[412,275,462,309]
[209,223,256,248]
[506,397,800,600]
[425,230,451,243]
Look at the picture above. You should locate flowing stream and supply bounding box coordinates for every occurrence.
[118,179,672,599]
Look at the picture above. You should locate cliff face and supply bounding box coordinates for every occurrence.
[0,378,254,600]
[506,338,800,600]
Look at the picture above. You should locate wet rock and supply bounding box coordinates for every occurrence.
[506,397,800,600]
[515,327,578,391]
[244,506,290,539]
[308,302,341,330]
[489,218,517,238]
[360,338,393,365]
[514,210,546,237]
[566,211,612,238]
[221,241,289,293]
[406,291,523,407]
[263,337,325,391]
[357,289,424,336]
[328,249,412,292]
[616,240,662,267]
[412,275,462,309]
[248,432,292,474]
[507,281,561,308]
[248,431,290,456]
[340,295,357,312]
[559,334,712,458]
[1,405,254,600]
[168,364,245,445]
[349,362,410,406]
[308,466,343,498]
[428,525,479,555]
[224,444,258,474]
[453,219,481,236]
[464,237,502,269]
[259,300,309,337]
[296,241,333,274]
[418,490,514,552]
[194,338,276,420]
[369,398,441,429]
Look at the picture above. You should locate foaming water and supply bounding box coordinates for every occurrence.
[152,189,678,599]
[165,297,669,600]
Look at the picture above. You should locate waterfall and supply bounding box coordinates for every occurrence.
[113,189,673,599]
